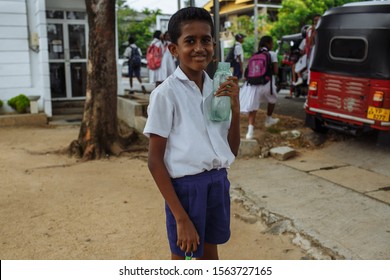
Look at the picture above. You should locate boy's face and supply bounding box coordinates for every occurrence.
[169,20,214,77]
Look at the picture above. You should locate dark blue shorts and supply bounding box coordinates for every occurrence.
[232,61,242,79]
[165,168,231,258]
[128,65,140,78]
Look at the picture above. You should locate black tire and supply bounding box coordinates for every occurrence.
[377,131,390,147]
[305,114,329,133]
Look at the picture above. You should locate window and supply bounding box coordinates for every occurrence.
[330,37,367,62]
[46,10,64,19]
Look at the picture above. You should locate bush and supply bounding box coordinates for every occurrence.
[0,100,3,107]
[7,94,30,113]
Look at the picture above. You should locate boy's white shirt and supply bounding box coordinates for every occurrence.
[123,43,142,58]
[143,67,235,178]
[234,41,244,62]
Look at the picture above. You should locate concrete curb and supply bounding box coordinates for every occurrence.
[0,113,47,127]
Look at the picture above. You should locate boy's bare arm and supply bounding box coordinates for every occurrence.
[147,134,200,253]
[273,62,279,75]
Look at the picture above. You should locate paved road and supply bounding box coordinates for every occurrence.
[262,89,307,120]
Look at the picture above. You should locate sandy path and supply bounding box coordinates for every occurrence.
[0,125,308,260]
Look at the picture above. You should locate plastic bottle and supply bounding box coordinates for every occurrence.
[210,62,232,122]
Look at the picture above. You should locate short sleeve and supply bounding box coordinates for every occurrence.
[143,90,174,138]
[270,51,278,63]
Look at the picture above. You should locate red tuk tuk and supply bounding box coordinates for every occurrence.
[305,2,390,141]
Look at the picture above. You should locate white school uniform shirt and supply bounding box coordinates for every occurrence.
[143,67,235,179]
[234,41,244,63]
[148,38,164,83]
[123,43,142,59]
[239,49,278,113]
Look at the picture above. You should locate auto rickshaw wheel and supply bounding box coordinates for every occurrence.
[305,114,329,134]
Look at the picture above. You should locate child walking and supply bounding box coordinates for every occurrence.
[143,7,240,260]
[123,36,146,94]
[240,35,279,139]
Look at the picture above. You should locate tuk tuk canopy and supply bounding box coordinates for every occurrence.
[311,3,390,79]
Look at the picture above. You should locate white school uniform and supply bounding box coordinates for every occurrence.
[160,41,176,80]
[148,38,165,83]
[240,50,278,113]
[143,67,235,179]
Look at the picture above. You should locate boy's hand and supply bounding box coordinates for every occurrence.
[215,76,240,112]
[176,218,200,254]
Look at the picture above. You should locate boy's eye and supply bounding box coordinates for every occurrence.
[202,38,212,45]
[184,38,195,44]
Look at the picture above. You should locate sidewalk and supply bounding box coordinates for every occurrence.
[120,76,155,94]
[229,145,390,260]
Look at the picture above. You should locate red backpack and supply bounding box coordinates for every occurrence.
[146,44,162,70]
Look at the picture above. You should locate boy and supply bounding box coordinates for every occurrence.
[123,36,146,94]
[232,33,245,79]
[143,7,240,260]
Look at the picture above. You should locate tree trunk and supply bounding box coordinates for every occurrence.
[71,0,118,160]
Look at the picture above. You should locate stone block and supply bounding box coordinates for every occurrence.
[270,146,296,161]
[238,139,260,157]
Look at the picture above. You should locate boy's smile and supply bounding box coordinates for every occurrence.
[169,21,214,81]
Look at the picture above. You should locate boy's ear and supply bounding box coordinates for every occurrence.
[168,43,178,58]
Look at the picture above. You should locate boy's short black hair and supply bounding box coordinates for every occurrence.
[128,36,135,44]
[258,35,273,50]
[168,7,214,44]
[153,30,162,40]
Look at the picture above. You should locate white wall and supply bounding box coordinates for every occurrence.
[0,0,30,113]
[0,0,87,116]
[0,0,52,115]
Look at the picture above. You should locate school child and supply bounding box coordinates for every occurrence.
[123,36,145,93]
[143,7,240,260]
[147,30,164,87]
[240,36,279,139]
[160,31,177,81]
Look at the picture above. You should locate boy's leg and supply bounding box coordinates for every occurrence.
[267,103,275,117]
[198,243,218,260]
[129,76,133,89]
[248,111,257,126]
[263,85,279,127]
[136,74,147,94]
[171,253,185,260]
[246,111,256,139]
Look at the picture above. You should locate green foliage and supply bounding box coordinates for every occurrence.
[117,1,162,57]
[270,0,362,39]
[226,14,272,59]
[7,94,30,113]
[0,100,3,107]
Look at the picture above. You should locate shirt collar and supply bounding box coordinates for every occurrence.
[174,66,211,83]
[173,67,213,96]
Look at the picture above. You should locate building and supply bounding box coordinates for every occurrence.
[204,0,282,28]
[0,0,94,117]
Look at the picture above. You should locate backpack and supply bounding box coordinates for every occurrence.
[129,47,141,68]
[225,46,235,66]
[244,50,272,86]
[146,44,162,70]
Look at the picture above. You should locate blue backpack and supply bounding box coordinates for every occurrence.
[225,46,235,66]
[129,47,141,68]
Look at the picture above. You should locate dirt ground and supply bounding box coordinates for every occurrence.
[0,111,314,260]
